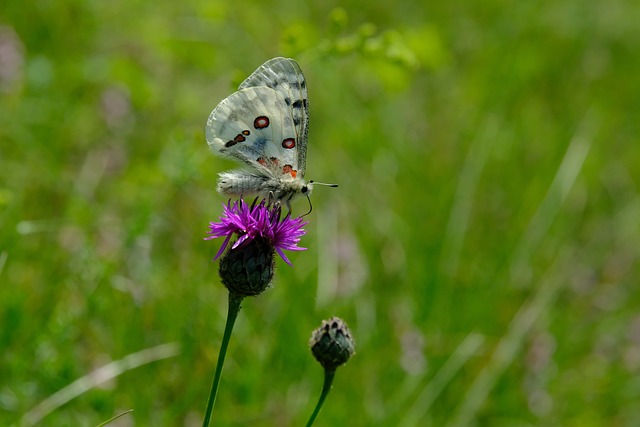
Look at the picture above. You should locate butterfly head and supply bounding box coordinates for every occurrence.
[301,182,312,196]
[300,180,339,216]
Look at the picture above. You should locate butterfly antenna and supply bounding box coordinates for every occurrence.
[309,180,338,188]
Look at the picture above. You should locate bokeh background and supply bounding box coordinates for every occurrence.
[2,1,640,426]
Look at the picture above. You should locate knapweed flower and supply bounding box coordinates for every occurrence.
[205,199,308,296]
[309,317,356,371]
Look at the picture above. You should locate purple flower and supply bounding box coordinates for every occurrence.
[205,199,308,266]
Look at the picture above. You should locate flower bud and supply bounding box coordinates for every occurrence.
[309,317,355,370]
[219,237,275,296]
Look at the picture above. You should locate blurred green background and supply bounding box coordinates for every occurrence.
[2,0,640,425]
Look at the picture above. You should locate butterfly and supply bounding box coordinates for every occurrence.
[205,57,336,212]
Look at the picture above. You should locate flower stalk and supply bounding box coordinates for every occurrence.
[201,292,243,427]
[305,368,336,427]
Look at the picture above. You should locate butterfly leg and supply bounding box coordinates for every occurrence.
[267,191,276,206]
[284,194,295,214]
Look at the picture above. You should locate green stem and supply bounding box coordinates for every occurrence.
[202,292,243,427]
[305,368,336,427]
[95,409,133,427]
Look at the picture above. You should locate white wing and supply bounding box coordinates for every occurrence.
[238,57,309,177]
[206,86,300,177]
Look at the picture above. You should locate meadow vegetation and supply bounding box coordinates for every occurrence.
[2,1,640,425]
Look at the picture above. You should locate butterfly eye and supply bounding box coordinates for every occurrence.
[301,186,308,194]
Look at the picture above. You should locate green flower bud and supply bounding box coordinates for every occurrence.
[219,237,275,296]
[310,317,355,371]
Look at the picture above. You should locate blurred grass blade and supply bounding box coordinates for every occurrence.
[510,120,593,284]
[440,116,499,279]
[398,333,485,427]
[446,253,570,427]
[21,343,180,426]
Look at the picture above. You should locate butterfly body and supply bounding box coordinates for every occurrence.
[217,170,311,203]
[206,57,313,206]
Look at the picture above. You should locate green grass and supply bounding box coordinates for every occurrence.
[2,0,640,425]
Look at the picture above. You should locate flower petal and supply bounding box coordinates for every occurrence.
[276,247,293,266]
[213,233,232,260]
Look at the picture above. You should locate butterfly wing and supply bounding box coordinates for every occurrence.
[238,57,309,178]
[206,85,300,178]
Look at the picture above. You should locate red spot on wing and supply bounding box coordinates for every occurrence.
[257,157,281,169]
[242,130,251,135]
[254,116,270,129]
[234,134,246,142]
[282,138,296,149]
[282,164,297,178]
